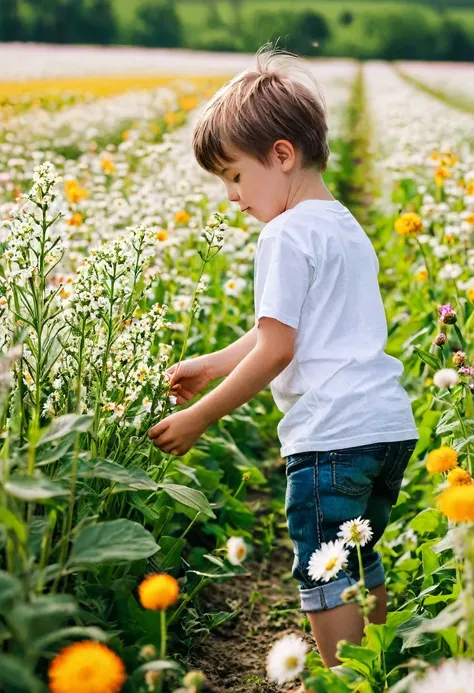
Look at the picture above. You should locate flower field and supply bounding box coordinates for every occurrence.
[1,47,474,693]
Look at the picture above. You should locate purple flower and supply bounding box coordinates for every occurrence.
[438,304,457,325]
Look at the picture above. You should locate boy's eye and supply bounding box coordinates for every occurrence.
[233,174,240,183]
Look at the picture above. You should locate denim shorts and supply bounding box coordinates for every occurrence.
[285,439,417,613]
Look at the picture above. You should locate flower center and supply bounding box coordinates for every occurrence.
[325,558,337,571]
[285,655,299,670]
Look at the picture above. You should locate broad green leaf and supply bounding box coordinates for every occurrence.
[9,595,78,644]
[158,483,216,519]
[31,626,107,653]
[69,519,160,565]
[38,414,93,445]
[0,654,43,693]
[4,475,68,501]
[36,432,77,466]
[409,508,441,534]
[81,458,158,491]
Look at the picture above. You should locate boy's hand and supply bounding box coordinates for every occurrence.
[165,357,214,405]
[148,408,208,457]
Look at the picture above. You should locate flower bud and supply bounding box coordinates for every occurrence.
[341,584,359,602]
[183,670,206,689]
[140,644,157,660]
[433,333,447,347]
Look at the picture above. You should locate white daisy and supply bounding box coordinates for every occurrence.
[266,633,307,685]
[226,536,247,565]
[411,658,474,693]
[337,517,373,547]
[307,540,349,583]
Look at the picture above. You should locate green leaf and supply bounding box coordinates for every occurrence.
[409,508,441,534]
[413,347,440,372]
[0,654,43,693]
[4,475,68,501]
[36,432,77,466]
[336,641,377,676]
[81,458,158,491]
[38,414,93,445]
[0,508,27,543]
[69,519,160,565]
[9,595,78,644]
[158,483,216,519]
[0,572,23,615]
[31,626,107,653]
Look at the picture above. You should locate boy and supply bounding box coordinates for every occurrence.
[148,46,419,675]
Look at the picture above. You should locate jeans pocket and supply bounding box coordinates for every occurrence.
[329,443,390,496]
[386,440,417,491]
[285,451,315,476]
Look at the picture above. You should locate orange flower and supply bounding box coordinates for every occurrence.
[426,446,458,473]
[447,467,473,486]
[466,182,474,196]
[48,641,126,693]
[465,212,474,225]
[175,210,190,224]
[394,213,423,238]
[67,212,83,226]
[156,229,168,241]
[164,111,181,127]
[437,484,474,522]
[65,180,88,204]
[138,573,180,610]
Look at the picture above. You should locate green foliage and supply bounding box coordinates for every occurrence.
[132,0,183,47]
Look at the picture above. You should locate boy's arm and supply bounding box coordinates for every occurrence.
[205,325,259,379]
[190,318,295,427]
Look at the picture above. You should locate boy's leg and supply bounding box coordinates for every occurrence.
[305,582,387,667]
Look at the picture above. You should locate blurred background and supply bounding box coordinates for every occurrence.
[1,0,474,61]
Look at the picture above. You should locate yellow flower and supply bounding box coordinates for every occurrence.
[101,157,115,174]
[466,212,474,225]
[175,210,190,224]
[395,213,423,238]
[435,165,451,187]
[156,229,168,241]
[48,641,126,693]
[426,446,458,473]
[122,129,131,141]
[440,151,458,167]
[415,268,428,282]
[437,484,474,522]
[445,234,456,244]
[179,94,198,112]
[467,287,474,303]
[466,182,474,196]
[138,573,180,610]
[67,212,83,226]
[430,150,440,161]
[65,180,88,204]
[164,111,181,126]
[447,467,473,486]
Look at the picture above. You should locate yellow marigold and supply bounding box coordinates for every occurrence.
[394,212,423,238]
[467,287,474,303]
[175,210,190,224]
[416,268,428,281]
[440,151,458,167]
[437,484,474,522]
[466,182,474,196]
[156,229,168,241]
[48,641,126,693]
[466,212,474,225]
[138,573,180,610]
[67,212,83,226]
[447,467,473,486]
[435,165,451,187]
[101,157,115,174]
[426,446,458,473]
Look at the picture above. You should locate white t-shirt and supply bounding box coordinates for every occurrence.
[253,198,419,459]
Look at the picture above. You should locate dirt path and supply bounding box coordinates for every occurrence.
[186,490,316,693]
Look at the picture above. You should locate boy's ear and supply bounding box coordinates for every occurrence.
[273,139,296,172]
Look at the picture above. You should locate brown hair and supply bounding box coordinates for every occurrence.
[193,45,330,174]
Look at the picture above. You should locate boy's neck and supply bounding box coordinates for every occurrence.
[285,170,335,210]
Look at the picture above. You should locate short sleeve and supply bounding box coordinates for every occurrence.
[254,236,314,329]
